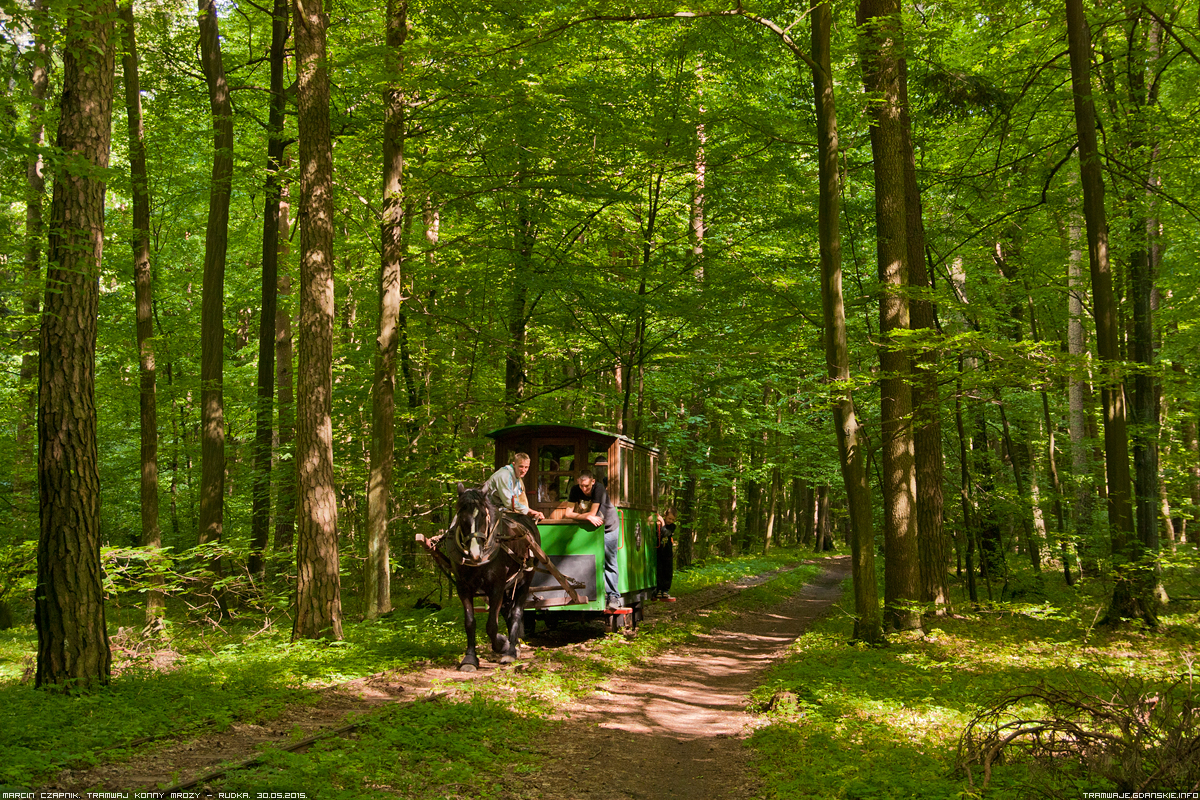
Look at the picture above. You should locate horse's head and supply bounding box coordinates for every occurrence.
[449,482,498,564]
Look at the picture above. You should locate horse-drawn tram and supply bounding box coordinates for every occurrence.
[486,423,659,631]
[419,422,660,669]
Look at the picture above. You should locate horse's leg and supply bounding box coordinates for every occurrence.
[487,584,508,654]
[500,591,526,664]
[459,591,480,672]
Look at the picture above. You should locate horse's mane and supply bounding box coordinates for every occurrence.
[457,485,495,513]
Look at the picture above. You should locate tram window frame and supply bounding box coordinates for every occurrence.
[531,438,581,508]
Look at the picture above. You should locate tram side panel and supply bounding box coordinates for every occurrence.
[526,514,658,612]
[527,522,604,611]
[617,507,657,598]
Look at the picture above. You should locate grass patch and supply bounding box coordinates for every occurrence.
[746,561,1200,799]
[0,548,820,790]
[215,696,544,800]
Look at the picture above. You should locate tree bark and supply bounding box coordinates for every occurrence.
[365,0,407,620]
[900,68,949,614]
[954,372,978,603]
[292,0,342,640]
[1066,221,1098,571]
[274,161,296,558]
[814,0,881,642]
[36,0,117,691]
[249,0,291,578]
[1064,0,1151,624]
[1124,3,1162,592]
[858,0,920,631]
[197,0,233,561]
[119,3,164,627]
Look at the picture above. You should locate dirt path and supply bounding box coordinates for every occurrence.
[520,555,851,800]
[51,557,850,795]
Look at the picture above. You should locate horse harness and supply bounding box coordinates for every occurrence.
[418,501,585,606]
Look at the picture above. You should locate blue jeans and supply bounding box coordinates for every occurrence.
[603,514,620,599]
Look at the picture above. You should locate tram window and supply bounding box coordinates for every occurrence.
[535,442,576,505]
[537,473,571,503]
[537,443,574,473]
[588,442,609,479]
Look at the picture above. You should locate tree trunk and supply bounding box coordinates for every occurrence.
[16,0,50,522]
[197,0,232,563]
[292,0,342,640]
[365,0,407,620]
[997,395,1042,572]
[954,372,978,603]
[858,0,920,631]
[119,3,164,627]
[690,64,706,281]
[1066,221,1098,573]
[900,71,949,613]
[1065,0,1152,625]
[1183,412,1199,544]
[249,0,290,578]
[814,1,881,642]
[36,0,116,691]
[274,161,296,558]
[763,461,780,554]
[1125,3,1163,598]
[814,484,831,552]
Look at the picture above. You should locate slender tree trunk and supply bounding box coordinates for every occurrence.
[119,3,164,627]
[197,0,232,564]
[814,485,831,552]
[365,0,407,620]
[1125,3,1163,599]
[799,482,816,546]
[1065,0,1151,624]
[1066,222,1098,572]
[249,0,290,578]
[1183,412,1199,544]
[764,454,780,554]
[954,372,978,603]
[36,0,116,691]
[16,0,49,521]
[292,0,342,640]
[690,64,706,281]
[858,0,920,631]
[677,470,696,568]
[814,0,881,642]
[274,163,296,557]
[997,395,1042,571]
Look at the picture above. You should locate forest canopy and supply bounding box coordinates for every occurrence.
[1,0,1199,688]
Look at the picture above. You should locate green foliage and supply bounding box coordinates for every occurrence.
[0,597,465,786]
[746,563,1200,799]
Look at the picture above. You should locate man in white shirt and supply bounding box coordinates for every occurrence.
[483,453,545,522]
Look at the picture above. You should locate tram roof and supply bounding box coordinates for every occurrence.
[484,423,658,453]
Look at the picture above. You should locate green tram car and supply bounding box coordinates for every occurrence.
[485,423,659,631]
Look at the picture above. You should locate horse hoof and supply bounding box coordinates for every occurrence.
[499,654,515,665]
[458,662,477,673]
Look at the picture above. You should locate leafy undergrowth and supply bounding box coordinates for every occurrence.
[0,596,465,787]
[746,558,1200,800]
[0,547,818,791]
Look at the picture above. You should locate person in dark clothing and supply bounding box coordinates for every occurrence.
[565,469,622,610]
[655,508,677,601]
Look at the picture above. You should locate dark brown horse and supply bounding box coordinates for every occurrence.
[441,483,538,671]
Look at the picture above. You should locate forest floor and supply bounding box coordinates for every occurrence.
[519,555,851,800]
[47,556,850,798]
